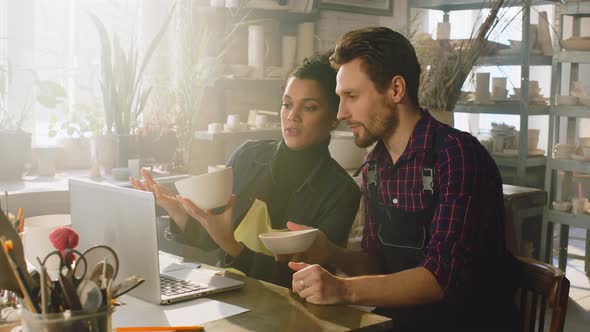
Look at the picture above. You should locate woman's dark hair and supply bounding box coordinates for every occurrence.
[288,50,339,113]
[330,27,421,107]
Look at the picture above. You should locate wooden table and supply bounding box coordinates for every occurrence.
[203,276,392,332]
[5,274,392,332]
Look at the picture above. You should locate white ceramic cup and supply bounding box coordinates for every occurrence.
[571,197,588,215]
[128,158,141,178]
[255,114,268,129]
[208,122,223,134]
[436,22,451,40]
[492,77,507,98]
[175,167,233,210]
[227,114,241,127]
[475,72,491,102]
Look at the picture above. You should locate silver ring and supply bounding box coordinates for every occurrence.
[300,279,306,289]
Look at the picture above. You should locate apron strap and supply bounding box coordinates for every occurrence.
[422,126,453,197]
[354,160,379,214]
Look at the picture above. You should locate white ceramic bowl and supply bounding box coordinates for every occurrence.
[23,214,71,271]
[175,167,233,210]
[557,95,579,105]
[561,37,590,51]
[552,201,572,212]
[329,131,367,170]
[229,64,253,78]
[259,229,319,255]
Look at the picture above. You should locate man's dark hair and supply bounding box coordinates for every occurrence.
[330,27,421,107]
[289,50,339,113]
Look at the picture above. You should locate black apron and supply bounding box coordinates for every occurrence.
[358,128,518,332]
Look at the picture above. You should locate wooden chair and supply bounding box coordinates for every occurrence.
[514,256,570,332]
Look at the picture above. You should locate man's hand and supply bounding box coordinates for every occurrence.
[289,262,349,305]
[130,169,189,228]
[274,222,333,265]
[177,194,243,257]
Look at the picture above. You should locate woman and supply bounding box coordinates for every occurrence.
[131,52,360,288]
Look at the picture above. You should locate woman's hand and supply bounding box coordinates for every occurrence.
[130,169,189,230]
[176,194,244,257]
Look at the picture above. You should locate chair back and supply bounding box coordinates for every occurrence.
[514,256,569,332]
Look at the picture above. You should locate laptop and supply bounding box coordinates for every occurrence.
[69,179,244,305]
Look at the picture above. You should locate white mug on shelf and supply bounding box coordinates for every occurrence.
[128,158,141,178]
[255,114,268,129]
[227,114,241,127]
[208,122,223,134]
[436,22,451,40]
[492,77,507,98]
[475,72,490,102]
[248,25,266,79]
[571,197,588,215]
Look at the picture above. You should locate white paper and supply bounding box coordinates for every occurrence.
[112,295,250,327]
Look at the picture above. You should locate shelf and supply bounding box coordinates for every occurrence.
[478,55,553,66]
[407,0,561,11]
[555,51,590,64]
[548,157,590,173]
[194,128,282,141]
[215,78,285,89]
[494,155,546,168]
[454,103,549,115]
[552,105,590,118]
[562,1,590,16]
[545,209,590,228]
[208,7,320,23]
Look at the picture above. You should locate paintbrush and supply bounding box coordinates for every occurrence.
[0,207,37,291]
[0,237,39,313]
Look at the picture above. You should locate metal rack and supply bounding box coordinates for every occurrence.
[541,1,590,273]
[406,0,561,188]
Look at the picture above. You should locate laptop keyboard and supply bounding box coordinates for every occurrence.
[160,275,207,297]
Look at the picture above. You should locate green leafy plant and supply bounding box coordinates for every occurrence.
[47,101,103,139]
[89,4,175,135]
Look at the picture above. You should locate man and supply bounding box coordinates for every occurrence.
[287,27,517,331]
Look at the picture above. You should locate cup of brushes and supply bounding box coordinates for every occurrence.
[0,208,145,332]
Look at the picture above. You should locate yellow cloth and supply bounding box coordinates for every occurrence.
[233,199,277,256]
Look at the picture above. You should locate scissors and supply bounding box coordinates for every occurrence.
[41,249,88,311]
[41,249,88,285]
[81,245,119,283]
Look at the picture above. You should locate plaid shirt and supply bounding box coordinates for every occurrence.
[361,110,506,300]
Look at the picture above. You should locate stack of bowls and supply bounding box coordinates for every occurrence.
[491,123,516,153]
[554,143,576,159]
[527,129,540,152]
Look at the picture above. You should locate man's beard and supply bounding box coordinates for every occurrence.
[353,104,398,148]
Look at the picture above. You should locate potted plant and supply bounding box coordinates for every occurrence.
[89,4,175,168]
[137,88,177,167]
[0,63,33,180]
[46,101,103,170]
[411,0,507,126]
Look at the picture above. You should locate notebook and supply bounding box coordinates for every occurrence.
[69,179,244,305]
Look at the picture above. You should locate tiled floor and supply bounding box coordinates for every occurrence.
[553,227,590,331]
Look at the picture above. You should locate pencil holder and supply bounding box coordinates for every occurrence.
[19,306,112,332]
